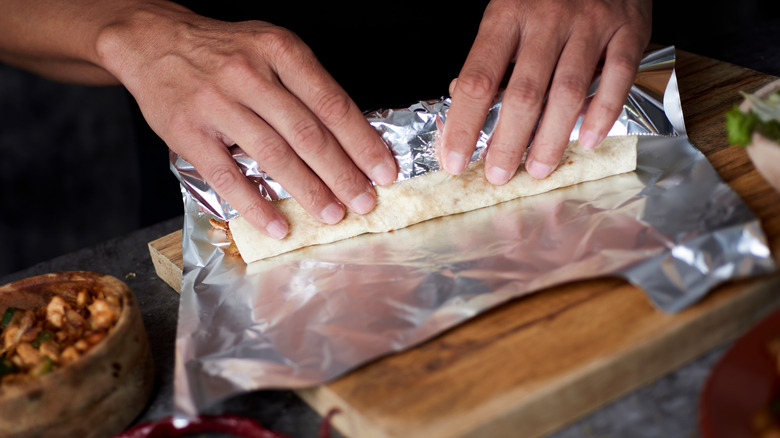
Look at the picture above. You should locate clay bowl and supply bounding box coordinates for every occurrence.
[0,272,154,438]
[740,78,780,193]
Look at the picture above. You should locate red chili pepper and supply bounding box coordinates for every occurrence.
[318,408,341,438]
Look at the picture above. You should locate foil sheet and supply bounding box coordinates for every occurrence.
[171,47,776,418]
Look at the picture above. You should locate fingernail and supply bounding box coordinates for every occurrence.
[266,219,288,240]
[370,162,396,186]
[527,159,554,179]
[320,202,345,224]
[350,192,374,215]
[486,166,512,185]
[445,151,468,174]
[579,130,603,150]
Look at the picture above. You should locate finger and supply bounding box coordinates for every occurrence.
[483,26,563,184]
[523,31,603,180]
[178,132,291,240]
[232,69,379,221]
[265,30,398,187]
[296,71,398,187]
[214,97,352,225]
[439,6,520,175]
[578,27,646,150]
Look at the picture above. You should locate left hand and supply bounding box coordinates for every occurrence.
[440,0,652,184]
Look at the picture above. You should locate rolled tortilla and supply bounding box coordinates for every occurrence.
[230,136,638,264]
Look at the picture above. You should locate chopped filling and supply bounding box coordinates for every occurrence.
[0,288,121,384]
[209,218,242,257]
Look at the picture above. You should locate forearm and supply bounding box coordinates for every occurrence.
[0,0,183,85]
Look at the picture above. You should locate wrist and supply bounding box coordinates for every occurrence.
[94,1,193,86]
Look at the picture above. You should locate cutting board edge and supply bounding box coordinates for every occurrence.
[149,230,183,293]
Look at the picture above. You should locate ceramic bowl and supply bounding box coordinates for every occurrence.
[0,272,154,438]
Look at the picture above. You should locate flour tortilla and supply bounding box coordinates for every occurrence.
[230,136,638,263]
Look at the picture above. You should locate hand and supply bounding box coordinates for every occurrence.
[440,0,651,184]
[96,3,397,239]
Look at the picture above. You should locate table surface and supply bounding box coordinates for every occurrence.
[2,50,776,437]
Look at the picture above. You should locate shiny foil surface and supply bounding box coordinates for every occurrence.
[170,47,776,418]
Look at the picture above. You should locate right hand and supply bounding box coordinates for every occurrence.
[440,0,651,185]
[96,2,398,239]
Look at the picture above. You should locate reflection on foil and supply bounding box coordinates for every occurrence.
[171,47,776,418]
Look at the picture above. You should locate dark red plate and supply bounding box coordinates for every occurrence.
[700,308,780,438]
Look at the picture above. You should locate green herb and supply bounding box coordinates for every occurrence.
[31,330,54,348]
[31,356,53,377]
[727,89,780,147]
[725,106,758,147]
[758,118,780,142]
[1,308,17,328]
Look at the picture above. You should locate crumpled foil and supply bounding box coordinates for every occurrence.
[170,47,776,418]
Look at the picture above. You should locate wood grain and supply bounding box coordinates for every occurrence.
[148,229,182,292]
[149,50,780,438]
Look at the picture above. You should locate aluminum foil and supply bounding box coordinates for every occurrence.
[171,47,776,418]
[170,48,678,220]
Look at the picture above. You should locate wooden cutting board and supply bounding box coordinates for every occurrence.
[148,50,780,438]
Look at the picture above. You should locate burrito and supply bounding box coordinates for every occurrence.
[228,136,638,264]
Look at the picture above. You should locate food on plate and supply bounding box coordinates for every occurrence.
[224,136,638,263]
[726,83,780,147]
[0,288,121,384]
[726,79,780,193]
